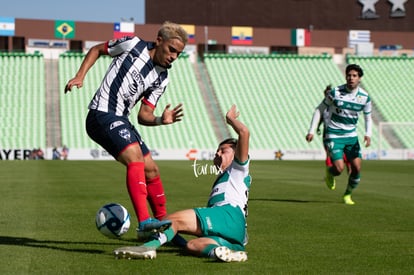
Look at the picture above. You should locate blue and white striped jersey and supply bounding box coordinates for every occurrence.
[88,36,169,116]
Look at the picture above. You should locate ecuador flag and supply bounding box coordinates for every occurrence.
[232,26,253,45]
[181,24,195,44]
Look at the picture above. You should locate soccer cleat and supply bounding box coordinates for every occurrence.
[343,194,355,205]
[114,246,156,260]
[325,168,336,190]
[138,218,172,232]
[214,246,247,262]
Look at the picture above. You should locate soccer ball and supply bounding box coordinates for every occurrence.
[95,203,131,238]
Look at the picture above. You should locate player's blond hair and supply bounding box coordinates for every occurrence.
[157,21,188,44]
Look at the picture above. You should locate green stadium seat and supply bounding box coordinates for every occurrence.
[204,53,394,151]
[0,53,46,149]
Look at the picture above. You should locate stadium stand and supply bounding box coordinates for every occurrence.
[0,52,46,150]
[58,52,108,149]
[204,53,390,151]
[2,51,408,155]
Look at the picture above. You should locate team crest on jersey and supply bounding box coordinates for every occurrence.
[118,128,131,141]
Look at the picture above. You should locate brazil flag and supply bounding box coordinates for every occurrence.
[55,20,75,39]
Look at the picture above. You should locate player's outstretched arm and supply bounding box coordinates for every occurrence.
[137,103,183,126]
[64,43,107,93]
[306,101,326,142]
[226,105,249,163]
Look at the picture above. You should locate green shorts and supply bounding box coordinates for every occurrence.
[194,204,246,251]
[324,136,361,162]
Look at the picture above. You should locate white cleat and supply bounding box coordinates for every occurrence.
[113,246,156,260]
[214,246,247,262]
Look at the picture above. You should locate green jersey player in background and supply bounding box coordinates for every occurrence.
[114,104,251,262]
[306,64,372,205]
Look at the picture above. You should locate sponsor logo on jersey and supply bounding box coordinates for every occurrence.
[130,70,145,90]
[110,121,125,130]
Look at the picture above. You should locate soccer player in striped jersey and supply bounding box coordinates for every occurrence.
[317,85,351,174]
[64,22,188,234]
[306,64,372,205]
[114,105,251,262]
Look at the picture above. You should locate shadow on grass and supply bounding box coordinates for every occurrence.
[250,198,337,203]
[0,235,186,256]
[0,235,108,254]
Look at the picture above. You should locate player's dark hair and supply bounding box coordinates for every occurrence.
[346,64,364,77]
[324,84,332,96]
[218,138,238,149]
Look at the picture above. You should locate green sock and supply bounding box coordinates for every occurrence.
[143,227,175,249]
[345,173,360,195]
[202,244,219,258]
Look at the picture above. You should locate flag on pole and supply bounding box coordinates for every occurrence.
[348,30,370,48]
[232,26,253,45]
[55,20,75,39]
[181,24,195,44]
[291,28,311,47]
[113,22,135,39]
[0,17,15,36]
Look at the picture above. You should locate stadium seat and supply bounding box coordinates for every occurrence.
[0,53,46,149]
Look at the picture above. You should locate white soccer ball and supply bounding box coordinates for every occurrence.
[95,203,131,238]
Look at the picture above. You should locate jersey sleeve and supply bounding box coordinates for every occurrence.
[364,98,372,137]
[363,96,372,115]
[308,100,328,135]
[106,36,139,57]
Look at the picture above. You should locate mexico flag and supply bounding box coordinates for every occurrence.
[291,28,311,47]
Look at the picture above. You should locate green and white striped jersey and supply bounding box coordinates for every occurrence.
[207,158,251,218]
[308,84,372,139]
[324,84,372,139]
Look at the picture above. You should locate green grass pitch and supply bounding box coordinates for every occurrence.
[0,160,413,274]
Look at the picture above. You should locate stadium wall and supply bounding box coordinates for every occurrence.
[146,0,414,31]
[3,18,414,54]
[2,148,414,161]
